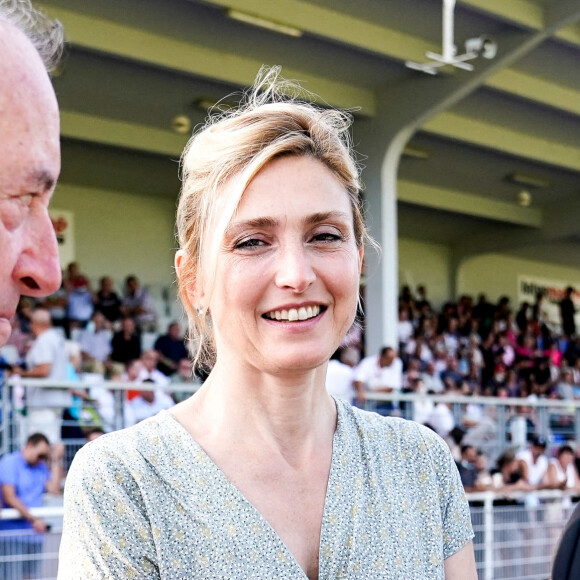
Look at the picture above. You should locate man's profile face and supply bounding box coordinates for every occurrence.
[0,20,61,347]
[24,440,51,466]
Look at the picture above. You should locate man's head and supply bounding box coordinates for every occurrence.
[461,445,477,465]
[167,321,181,340]
[99,276,114,293]
[125,275,139,294]
[139,379,156,403]
[141,349,158,372]
[85,428,105,442]
[22,432,51,465]
[126,359,143,381]
[177,357,192,380]
[530,435,548,459]
[379,346,396,367]
[0,1,64,347]
[121,317,135,335]
[92,311,106,331]
[29,307,52,337]
[557,445,575,469]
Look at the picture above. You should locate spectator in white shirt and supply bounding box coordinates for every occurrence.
[517,435,550,488]
[421,361,445,394]
[325,347,358,403]
[136,349,170,386]
[397,308,414,354]
[13,308,72,442]
[79,311,112,375]
[353,346,403,414]
[125,380,174,426]
[405,333,433,364]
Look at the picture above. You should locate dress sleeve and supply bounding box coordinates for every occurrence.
[57,442,160,579]
[419,426,474,559]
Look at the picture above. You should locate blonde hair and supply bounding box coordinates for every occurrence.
[176,67,369,368]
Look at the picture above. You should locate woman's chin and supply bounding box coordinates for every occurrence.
[263,351,330,376]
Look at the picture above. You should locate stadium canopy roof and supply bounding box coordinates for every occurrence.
[43,0,580,269]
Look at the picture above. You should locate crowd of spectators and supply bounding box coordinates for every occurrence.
[4,274,580,494]
[0,263,199,440]
[325,283,580,493]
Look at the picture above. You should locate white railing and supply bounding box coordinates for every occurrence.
[3,378,580,457]
[466,489,577,580]
[0,378,199,456]
[363,391,580,458]
[0,492,575,580]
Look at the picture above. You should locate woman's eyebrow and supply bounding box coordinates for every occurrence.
[227,211,351,236]
[304,211,351,225]
[226,216,278,237]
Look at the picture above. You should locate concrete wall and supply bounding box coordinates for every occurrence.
[398,238,451,310]
[52,184,177,295]
[457,253,580,305]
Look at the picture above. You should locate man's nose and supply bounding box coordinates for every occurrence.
[16,209,62,297]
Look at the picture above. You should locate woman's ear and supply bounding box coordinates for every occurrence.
[175,250,204,307]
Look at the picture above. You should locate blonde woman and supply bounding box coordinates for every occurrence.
[59,69,476,579]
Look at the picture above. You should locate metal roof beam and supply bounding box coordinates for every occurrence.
[60,111,187,157]
[40,4,376,114]
[398,179,543,227]
[423,111,580,172]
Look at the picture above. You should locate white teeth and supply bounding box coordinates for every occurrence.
[265,305,321,321]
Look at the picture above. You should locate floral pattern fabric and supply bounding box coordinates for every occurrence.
[58,398,473,579]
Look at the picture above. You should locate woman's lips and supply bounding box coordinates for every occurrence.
[263,304,324,322]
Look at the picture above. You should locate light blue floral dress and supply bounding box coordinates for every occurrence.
[58,398,473,579]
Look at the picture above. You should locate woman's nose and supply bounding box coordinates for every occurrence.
[274,244,316,293]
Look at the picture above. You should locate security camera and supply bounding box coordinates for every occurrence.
[464,36,497,59]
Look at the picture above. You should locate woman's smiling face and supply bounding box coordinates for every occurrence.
[206,155,363,375]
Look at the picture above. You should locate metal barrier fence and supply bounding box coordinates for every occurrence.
[0,493,574,579]
[3,379,580,458]
[2,380,580,578]
[0,378,198,457]
[363,391,580,461]
[0,506,62,580]
[468,490,577,580]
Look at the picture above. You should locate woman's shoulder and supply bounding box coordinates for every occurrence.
[336,399,450,459]
[68,411,178,480]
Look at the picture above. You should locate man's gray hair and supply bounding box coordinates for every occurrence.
[0,0,64,72]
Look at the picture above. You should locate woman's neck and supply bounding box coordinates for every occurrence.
[177,359,336,464]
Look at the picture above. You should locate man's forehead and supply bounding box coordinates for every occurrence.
[0,19,60,191]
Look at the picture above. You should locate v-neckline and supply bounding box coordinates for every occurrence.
[163,397,345,579]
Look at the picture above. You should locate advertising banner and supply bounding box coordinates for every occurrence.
[518,275,580,332]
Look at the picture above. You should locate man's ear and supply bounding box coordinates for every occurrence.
[175,250,204,307]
